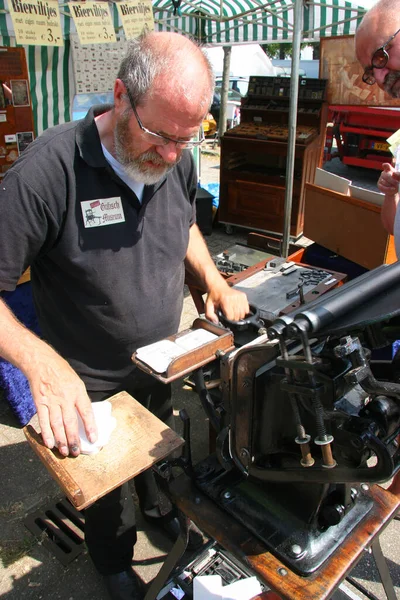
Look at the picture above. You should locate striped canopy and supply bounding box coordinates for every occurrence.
[153,0,367,45]
[0,0,368,135]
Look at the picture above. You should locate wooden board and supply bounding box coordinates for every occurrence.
[24,391,184,510]
[304,183,396,270]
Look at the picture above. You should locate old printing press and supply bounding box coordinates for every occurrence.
[162,260,400,587]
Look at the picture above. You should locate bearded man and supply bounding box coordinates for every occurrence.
[0,31,248,600]
[355,1,400,500]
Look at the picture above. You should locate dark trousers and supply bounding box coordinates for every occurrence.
[84,369,173,575]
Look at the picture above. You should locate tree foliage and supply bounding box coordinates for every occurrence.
[261,42,320,59]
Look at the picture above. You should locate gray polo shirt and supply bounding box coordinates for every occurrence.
[0,106,197,389]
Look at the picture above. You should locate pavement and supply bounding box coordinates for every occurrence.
[0,150,399,600]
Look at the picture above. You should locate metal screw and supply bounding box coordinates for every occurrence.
[290,544,303,557]
[278,568,288,576]
[223,491,232,500]
[361,483,369,492]
[240,448,250,458]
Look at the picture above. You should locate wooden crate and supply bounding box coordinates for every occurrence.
[304,183,396,270]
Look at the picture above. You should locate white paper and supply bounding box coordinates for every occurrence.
[222,577,262,600]
[78,400,116,455]
[349,185,385,206]
[193,575,223,600]
[136,339,186,373]
[193,575,262,600]
[175,329,218,351]
[136,330,218,373]
[315,167,351,195]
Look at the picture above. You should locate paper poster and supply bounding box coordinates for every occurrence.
[69,2,116,45]
[17,131,34,154]
[71,34,128,94]
[7,0,63,46]
[11,79,30,106]
[116,0,154,40]
[4,134,18,165]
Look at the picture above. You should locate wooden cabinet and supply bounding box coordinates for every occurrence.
[219,76,327,239]
[304,183,396,270]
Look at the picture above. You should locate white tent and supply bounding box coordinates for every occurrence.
[205,44,276,78]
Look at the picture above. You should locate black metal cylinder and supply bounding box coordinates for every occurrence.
[289,261,400,335]
[267,264,388,339]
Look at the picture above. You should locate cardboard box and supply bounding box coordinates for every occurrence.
[304,182,396,270]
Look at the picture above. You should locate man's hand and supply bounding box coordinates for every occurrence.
[378,163,400,196]
[204,284,249,324]
[184,224,249,323]
[378,163,400,235]
[0,298,98,457]
[27,350,97,456]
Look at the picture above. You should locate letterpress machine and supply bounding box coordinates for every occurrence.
[143,262,400,600]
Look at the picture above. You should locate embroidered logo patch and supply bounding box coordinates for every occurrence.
[81,197,125,228]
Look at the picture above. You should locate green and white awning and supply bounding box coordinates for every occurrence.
[0,1,73,135]
[0,0,368,135]
[153,0,367,45]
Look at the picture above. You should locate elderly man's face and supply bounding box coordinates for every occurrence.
[356,26,400,98]
[114,91,205,185]
[114,110,181,185]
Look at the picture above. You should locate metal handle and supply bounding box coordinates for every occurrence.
[217,303,262,331]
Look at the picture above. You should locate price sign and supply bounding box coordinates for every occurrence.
[116,0,154,40]
[70,2,116,45]
[8,0,63,46]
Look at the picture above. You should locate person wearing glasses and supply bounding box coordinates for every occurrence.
[355,0,400,499]
[355,0,400,95]
[355,0,400,251]
[0,32,249,599]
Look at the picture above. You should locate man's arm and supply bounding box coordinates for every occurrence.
[185,224,249,323]
[378,163,400,235]
[0,298,97,456]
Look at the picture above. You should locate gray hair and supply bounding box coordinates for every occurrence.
[117,32,215,107]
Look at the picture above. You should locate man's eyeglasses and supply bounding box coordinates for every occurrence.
[362,27,400,85]
[123,82,205,149]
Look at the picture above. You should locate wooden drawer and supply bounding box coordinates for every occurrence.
[219,179,300,236]
[304,183,396,270]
